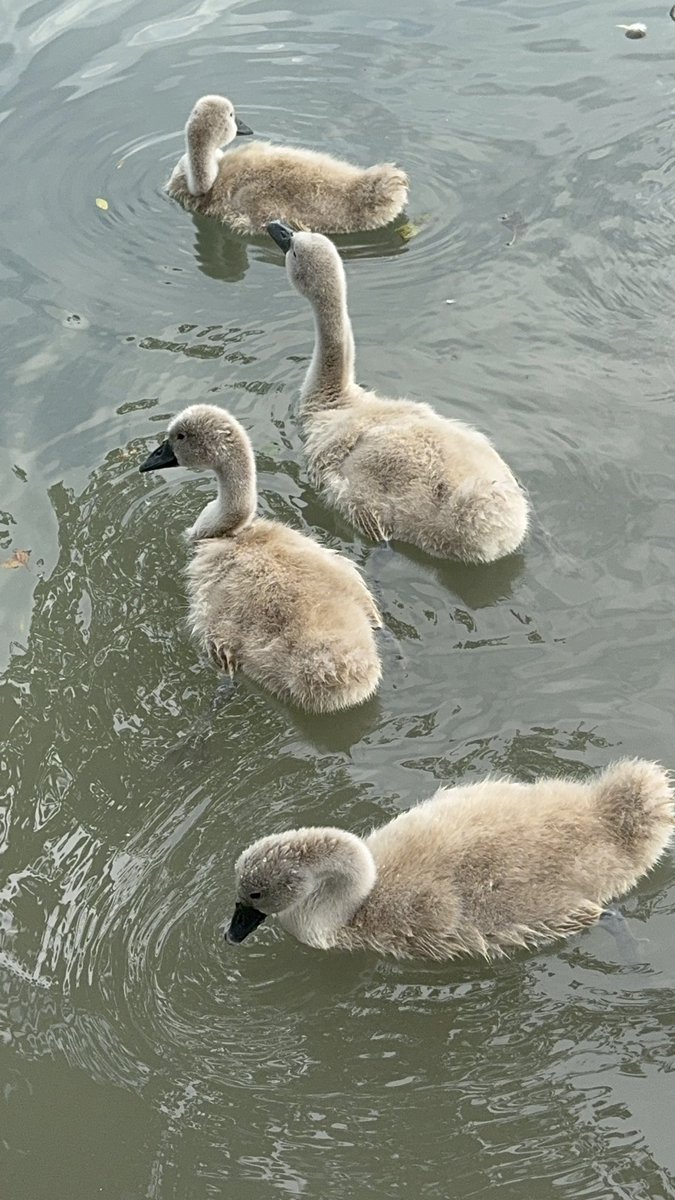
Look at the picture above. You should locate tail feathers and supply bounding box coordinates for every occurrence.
[440,476,529,563]
[287,643,381,713]
[593,759,674,857]
[353,164,409,225]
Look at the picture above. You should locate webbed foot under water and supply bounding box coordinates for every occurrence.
[599,908,646,967]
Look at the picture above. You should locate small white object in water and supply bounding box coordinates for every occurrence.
[617,22,647,38]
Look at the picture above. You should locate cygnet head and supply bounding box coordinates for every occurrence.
[186,94,254,148]
[225,832,321,943]
[225,828,372,944]
[139,404,254,477]
[267,222,345,305]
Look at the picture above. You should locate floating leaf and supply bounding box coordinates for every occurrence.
[95,197,109,210]
[395,212,432,243]
[397,221,422,243]
[2,549,31,570]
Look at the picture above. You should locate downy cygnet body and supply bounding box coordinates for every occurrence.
[226,760,673,959]
[267,221,529,562]
[167,95,408,235]
[139,404,382,712]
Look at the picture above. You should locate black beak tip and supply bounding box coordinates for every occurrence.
[266,220,295,254]
[224,903,266,945]
[139,440,179,474]
[235,117,254,136]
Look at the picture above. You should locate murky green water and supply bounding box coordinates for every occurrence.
[2,1,675,1196]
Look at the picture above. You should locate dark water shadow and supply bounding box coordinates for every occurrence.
[190,211,413,283]
[373,540,526,610]
[169,661,386,761]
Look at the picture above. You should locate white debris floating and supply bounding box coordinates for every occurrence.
[617,22,647,38]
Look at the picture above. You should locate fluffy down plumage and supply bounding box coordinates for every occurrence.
[226,760,673,959]
[267,222,529,562]
[167,95,408,235]
[139,403,382,713]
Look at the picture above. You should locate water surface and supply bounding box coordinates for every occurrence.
[1,0,674,1197]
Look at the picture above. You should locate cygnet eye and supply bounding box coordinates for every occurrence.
[176,432,185,440]
[249,891,261,900]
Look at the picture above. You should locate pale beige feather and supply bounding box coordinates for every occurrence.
[270,227,530,562]
[228,760,673,960]
[167,95,408,235]
[140,403,382,713]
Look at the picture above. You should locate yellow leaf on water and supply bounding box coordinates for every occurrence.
[396,221,421,243]
[2,549,31,570]
[95,197,109,210]
[396,213,431,243]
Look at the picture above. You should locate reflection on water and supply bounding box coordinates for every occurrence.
[1,0,675,1197]
[189,211,412,283]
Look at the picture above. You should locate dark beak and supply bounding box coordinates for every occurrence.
[235,116,254,137]
[267,220,295,254]
[225,902,267,944]
[139,440,179,474]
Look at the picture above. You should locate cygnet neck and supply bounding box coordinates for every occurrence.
[301,274,356,411]
[190,449,258,539]
[280,832,376,948]
[185,115,232,196]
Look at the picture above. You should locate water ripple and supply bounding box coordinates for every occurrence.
[1,0,675,1196]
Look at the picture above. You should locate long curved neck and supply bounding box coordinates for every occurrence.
[301,274,356,412]
[189,446,258,539]
[185,119,229,196]
[280,833,376,948]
